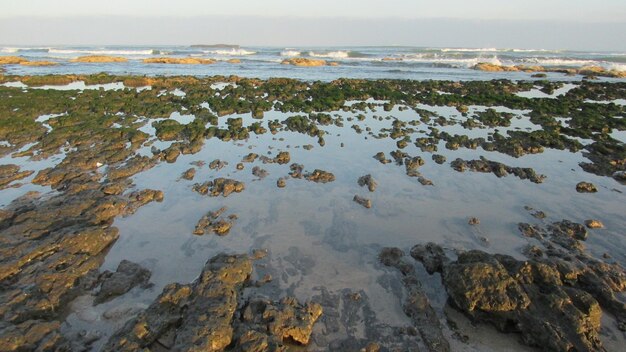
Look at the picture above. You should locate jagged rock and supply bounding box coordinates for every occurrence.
[305,169,335,183]
[289,164,304,179]
[181,168,196,180]
[468,217,480,225]
[273,151,291,164]
[193,178,245,197]
[357,174,377,192]
[451,157,546,183]
[413,240,626,352]
[193,207,236,236]
[104,253,322,351]
[0,164,33,190]
[95,260,152,304]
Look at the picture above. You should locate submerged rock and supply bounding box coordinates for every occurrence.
[0,164,33,190]
[95,260,152,304]
[379,248,450,352]
[252,166,269,179]
[193,178,245,197]
[193,207,236,236]
[353,195,372,209]
[451,157,546,184]
[357,174,377,192]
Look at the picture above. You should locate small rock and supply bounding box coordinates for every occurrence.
[277,178,286,188]
[576,182,597,193]
[353,195,372,209]
[358,174,377,192]
[585,219,604,229]
[236,163,244,170]
[181,168,196,180]
[468,217,480,225]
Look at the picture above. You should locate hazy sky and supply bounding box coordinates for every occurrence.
[1,1,625,49]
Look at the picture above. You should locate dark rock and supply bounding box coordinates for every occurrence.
[289,163,304,179]
[95,260,151,304]
[353,195,372,209]
[277,178,286,188]
[468,217,480,225]
[451,157,546,183]
[273,151,291,165]
[432,154,446,164]
[209,159,227,170]
[252,166,269,179]
[379,247,450,352]
[242,153,258,163]
[357,174,377,192]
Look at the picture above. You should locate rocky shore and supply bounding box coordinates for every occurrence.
[0,72,624,351]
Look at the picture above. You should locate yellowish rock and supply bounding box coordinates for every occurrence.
[473,63,519,72]
[281,58,327,67]
[20,61,59,67]
[585,219,604,229]
[328,62,340,66]
[143,57,216,64]
[0,56,28,65]
[70,55,128,63]
[226,58,241,64]
[382,57,402,61]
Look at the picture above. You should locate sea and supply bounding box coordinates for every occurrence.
[2,45,626,81]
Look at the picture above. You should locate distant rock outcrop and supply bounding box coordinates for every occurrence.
[281,58,327,67]
[0,56,28,65]
[143,57,216,64]
[20,61,59,66]
[70,55,128,63]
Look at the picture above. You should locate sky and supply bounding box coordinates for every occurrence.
[1,0,625,50]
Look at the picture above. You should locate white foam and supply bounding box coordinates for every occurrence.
[520,58,598,67]
[204,48,256,56]
[607,63,626,72]
[440,48,498,52]
[280,50,301,57]
[49,48,153,56]
[0,47,19,53]
[308,51,349,59]
[400,54,504,67]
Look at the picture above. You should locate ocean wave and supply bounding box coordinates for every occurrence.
[398,54,504,67]
[0,47,20,53]
[280,50,301,57]
[607,63,626,72]
[308,51,350,59]
[440,48,499,52]
[48,48,154,55]
[519,58,600,67]
[203,48,256,56]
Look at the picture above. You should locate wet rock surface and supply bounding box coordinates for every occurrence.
[304,169,336,183]
[0,164,33,190]
[193,207,237,236]
[576,181,598,193]
[379,248,451,352]
[193,178,245,197]
[95,260,152,304]
[358,174,377,192]
[353,195,372,209]
[103,253,322,352]
[451,157,546,184]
